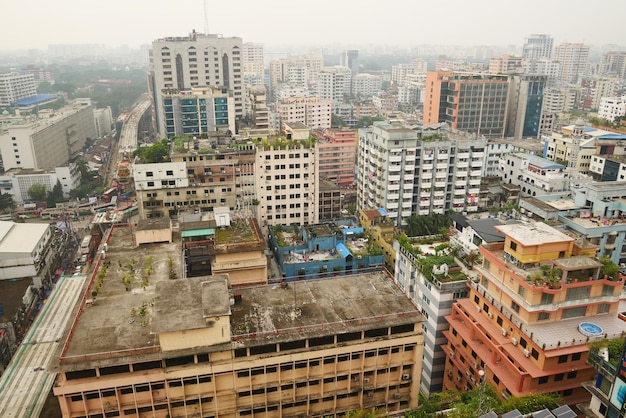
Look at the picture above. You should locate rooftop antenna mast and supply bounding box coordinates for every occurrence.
[204,0,209,34]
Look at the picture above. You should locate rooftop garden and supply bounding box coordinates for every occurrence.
[589,337,625,367]
[215,219,259,244]
[251,135,315,150]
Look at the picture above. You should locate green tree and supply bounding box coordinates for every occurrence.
[46,180,64,208]
[331,114,346,128]
[27,183,47,203]
[133,140,170,163]
[355,116,384,128]
[0,192,15,213]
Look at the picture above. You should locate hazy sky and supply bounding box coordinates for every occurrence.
[3,0,624,50]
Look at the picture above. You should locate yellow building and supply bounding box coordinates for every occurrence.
[52,225,424,417]
[359,209,397,271]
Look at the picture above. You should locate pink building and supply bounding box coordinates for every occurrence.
[315,128,357,187]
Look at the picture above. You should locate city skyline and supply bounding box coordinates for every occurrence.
[3,0,625,51]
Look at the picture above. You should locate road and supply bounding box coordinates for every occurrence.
[0,274,87,418]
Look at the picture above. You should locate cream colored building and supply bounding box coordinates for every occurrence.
[53,247,424,418]
[276,96,332,130]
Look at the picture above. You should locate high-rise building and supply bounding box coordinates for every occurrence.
[443,221,626,407]
[357,121,485,227]
[506,75,547,138]
[0,72,37,107]
[315,128,357,187]
[340,50,359,76]
[352,74,383,97]
[268,53,324,94]
[150,31,243,136]
[0,99,96,170]
[255,123,319,228]
[489,55,523,74]
[317,66,352,104]
[522,34,554,73]
[424,71,510,138]
[554,43,590,84]
[598,51,626,79]
[242,42,265,88]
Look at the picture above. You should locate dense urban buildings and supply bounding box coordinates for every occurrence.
[150,31,243,136]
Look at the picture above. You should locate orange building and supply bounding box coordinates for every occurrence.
[443,221,626,407]
[315,128,357,187]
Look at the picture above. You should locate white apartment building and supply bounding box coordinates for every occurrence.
[316,66,352,104]
[533,58,560,85]
[554,43,590,84]
[0,165,81,204]
[0,72,37,107]
[542,87,576,114]
[351,73,382,97]
[276,96,331,130]
[254,124,319,229]
[269,53,324,92]
[498,153,569,197]
[483,139,544,177]
[150,31,243,135]
[357,121,485,227]
[274,85,309,101]
[598,95,626,121]
[242,42,265,88]
[522,34,553,73]
[0,99,96,171]
[133,162,189,219]
[93,106,113,139]
[489,55,523,74]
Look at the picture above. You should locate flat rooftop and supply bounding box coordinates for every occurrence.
[230,271,422,345]
[496,221,573,246]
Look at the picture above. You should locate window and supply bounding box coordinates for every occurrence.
[567,371,577,379]
[146,171,153,177]
[572,352,582,361]
[166,170,174,176]
[538,376,548,384]
[538,312,550,321]
[511,301,520,313]
[554,373,564,381]
[510,242,517,251]
[558,355,568,364]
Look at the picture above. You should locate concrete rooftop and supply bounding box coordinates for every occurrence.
[496,221,573,246]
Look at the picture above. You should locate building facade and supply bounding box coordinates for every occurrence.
[150,31,243,135]
[316,66,352,105]
[522,34,554,73]
[314,128,357,187]
[598,95,626,122]
[0,72,37,106]
[276,96,332,130]
[506,75,546,139]
[554,43,590,84]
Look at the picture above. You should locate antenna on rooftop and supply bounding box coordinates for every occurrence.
[204,0,209,34]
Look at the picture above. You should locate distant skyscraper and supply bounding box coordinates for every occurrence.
[598,51,626,78]
[522,34,553,73]
[150,30,243,136]
[553,43,590,84]
[340,50,359,76]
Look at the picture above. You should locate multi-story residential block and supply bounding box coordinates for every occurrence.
[506,75,547,138]
[397,84,422,106]
[317,179,345,221]
[276,96,331,130]
[93,106,113,139]
[533,58,561,85]
[317,66,352,104]
[243,87,271,137]
[393,239,469,394]
[359,208,396,271]
[584,338,626,418]
[598,95,626,122]
[579,77,619,111]
[19,66,55,87]
[0,99,96,170]
[134,140,256,219]
[314,128,357,187]
[589,155,626,182]
[498,153,570,197]
[371,93,397,117]
[242,42,265,88]
[274,85,309,101]
[434,60,485,73]
[522,34,554,73]
[443,220,626,408]
[554,43,590,84]
[483,139,544,177]
[352,73,382,98]
[357,121,486,227]
[0,165,81,204]
[489,55,523,74]
[340,50,359,76]
[161,86,236,137]
[424,71,509,138]
[255,123,319,228]
[598,51,626,79]
[391,60,428,87]
[0,72,37,106]
[150,31,243,136]
[53,252,425,418]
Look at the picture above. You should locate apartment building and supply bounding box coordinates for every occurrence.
[161,86,236,137]
[489,55,523,74]
[443,221,626,407]
[242,42,265,88]
[584,335,626,418]
[554,43,590,84]
[498,153,570,197]
[598,95,626,122]
[317,66,352,104]
[0,99,96,170]
[340,50,359,76]
[314,128,357,187]
[357,121,485,227]
[352,74,383,97]
[393,241,469,395]
[269,53,324,93]
[579,77,619,111]
[424,71,510,138]
[150,31,243,135]
[0,72,37,106]
[255,123,319,229]
[598,51,626,79]
[0,165,81,204]
[53,264,424,418]
[522,34,553,74]
[276,96,332,130]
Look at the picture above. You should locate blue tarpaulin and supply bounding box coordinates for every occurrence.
[335,243,353,258]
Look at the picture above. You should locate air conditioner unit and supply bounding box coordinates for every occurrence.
[465,370,471,378]
[501,328,507,336]
[447,369,452,377]
[523,349,530,358]
[363,378,370,383]
[463,385,469,391]
[476,306,481,312]
[393,393,402,400]
[402,374,411,381]
[487,312,493,319]
[367,391,373,398]
[450,351,455,358]
[353,376,360,382]
[470,377,476,384]
[456,376,462,382]
[511,338,518,346]
[473,361,479,369]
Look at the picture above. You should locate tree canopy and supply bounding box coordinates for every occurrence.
[0,193,15,213]
[27,183,47,202]
[133,140,170,163]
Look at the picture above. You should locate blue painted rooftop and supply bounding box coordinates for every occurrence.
[335,242,353,258]
[341,227,364,236]
[13,94,57,106]
[517,153,564,170]
[598,134,626,140]
[583,126,595,132]
[377,208,388,216]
